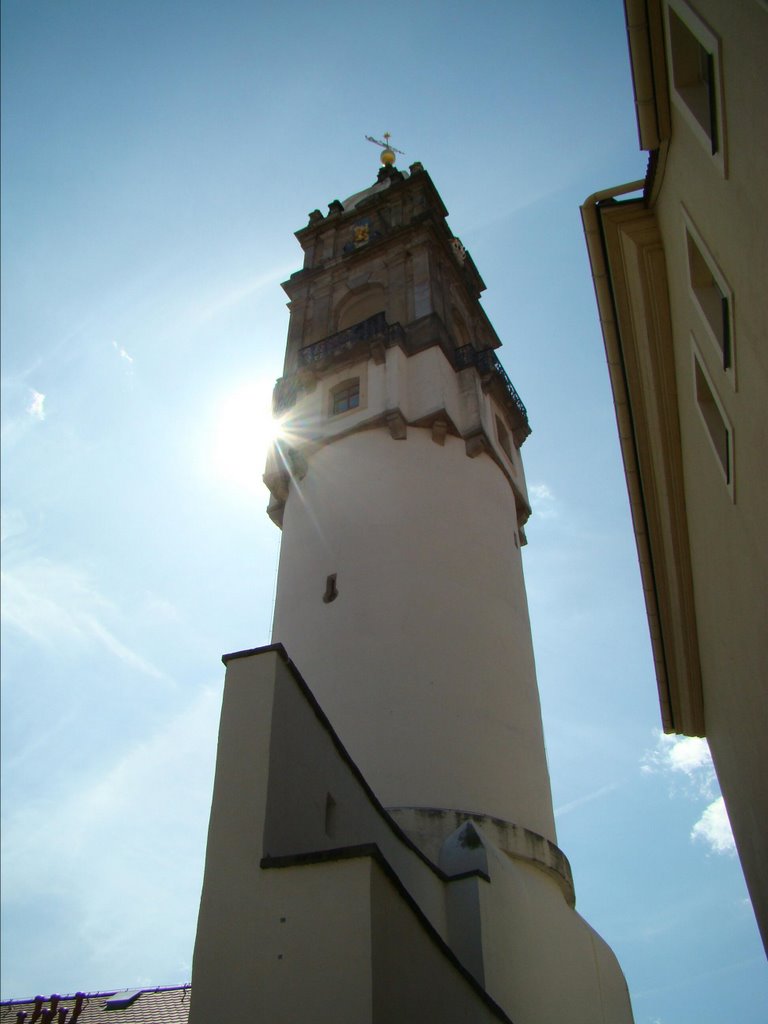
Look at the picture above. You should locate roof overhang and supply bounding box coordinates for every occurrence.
[581,191,704,736]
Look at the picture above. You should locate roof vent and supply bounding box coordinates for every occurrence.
[103,990,142,1010]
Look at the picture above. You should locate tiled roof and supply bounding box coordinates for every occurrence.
[0,986,190,1024]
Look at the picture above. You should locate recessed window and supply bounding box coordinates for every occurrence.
[667,1,723,159]
[322,573,338,603]
[495,415,513,461]
[685,227,732,371]
[694,353,731,485]
[324,793,337,838]
[330,379,360,416]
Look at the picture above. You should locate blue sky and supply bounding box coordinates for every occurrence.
[1,0,765,1019]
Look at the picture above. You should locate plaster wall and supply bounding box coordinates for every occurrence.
[190,647,526,1022]
[190,654,371,1023]
[477,847,632,1022]
[283,343,523,481]
[263,647,450,936]
[652,0,768,944]
[188,653,275,1022]
[271,425,554,841]
[369,861,507,1023]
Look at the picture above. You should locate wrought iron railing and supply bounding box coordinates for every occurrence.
[277,327,529,437]
[274,313,403,412]
[298,311,389,367]
[454,344,529,427]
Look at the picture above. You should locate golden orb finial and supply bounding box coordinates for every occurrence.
[365,131,405,167]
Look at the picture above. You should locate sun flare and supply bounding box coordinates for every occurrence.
[209,379,283,490]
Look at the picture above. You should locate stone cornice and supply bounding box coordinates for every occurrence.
[263,412,531,534]
[387,806,575,908]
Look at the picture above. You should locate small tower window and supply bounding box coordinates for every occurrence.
[330,379,360,416]
[323,573,338,603]
[324,793,337,838]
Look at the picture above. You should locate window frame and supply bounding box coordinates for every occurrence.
[682,209,735,387]
[329,377,362,417]
[665,0,727,175]
[692,340,734,499]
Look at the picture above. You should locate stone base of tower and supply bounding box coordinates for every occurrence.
[189,646,633,1024]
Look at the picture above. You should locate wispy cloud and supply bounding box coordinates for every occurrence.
[140,591,182,624]
[1,685,221,993]
[0,508,27,544]
[179,266,294,334]
[641,731,735,855]
[529,481,557,519]
[555,781,619,817]
[632,951,762,999]
[26,389,46,421]
[1,555,167,682]
[112,340,135,369]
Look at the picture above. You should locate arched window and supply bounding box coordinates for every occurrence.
[330,378,360,416]
[336,285,386,332]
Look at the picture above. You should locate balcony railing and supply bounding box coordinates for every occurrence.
[455,344,530,433]
[273,313,402,412]
[298,311,391,367]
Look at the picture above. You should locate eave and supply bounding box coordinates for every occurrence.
[581,189,705,736]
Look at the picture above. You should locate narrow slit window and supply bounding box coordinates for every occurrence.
[668,6,721,155]
[323,573,338,603]
[686,228,732,371]
[694,356,731,484]
[331,379,360,416]
[324,793,337,838]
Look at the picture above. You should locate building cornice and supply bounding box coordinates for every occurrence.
[624,0,671,203]
[581,191,704,736]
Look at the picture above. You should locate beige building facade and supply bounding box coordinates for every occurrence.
[582,0,768,952]
[190,158,635,1020]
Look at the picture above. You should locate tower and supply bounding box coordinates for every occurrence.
[190,155,634,1023]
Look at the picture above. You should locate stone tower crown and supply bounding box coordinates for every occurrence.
[265,162,531,532]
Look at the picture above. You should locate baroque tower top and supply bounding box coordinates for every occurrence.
[266,160,531,533]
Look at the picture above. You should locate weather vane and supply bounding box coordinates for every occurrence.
[365,132,405,167]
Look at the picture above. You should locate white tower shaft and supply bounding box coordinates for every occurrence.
[271,363,555,843]
[267,163,554,847]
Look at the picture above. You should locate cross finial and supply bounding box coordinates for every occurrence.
[365,132,406,167]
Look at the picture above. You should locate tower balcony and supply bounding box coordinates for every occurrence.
[297,311,402,369]
[273,313,402,413]
[274,315,531,446]
[454,345,531,445]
